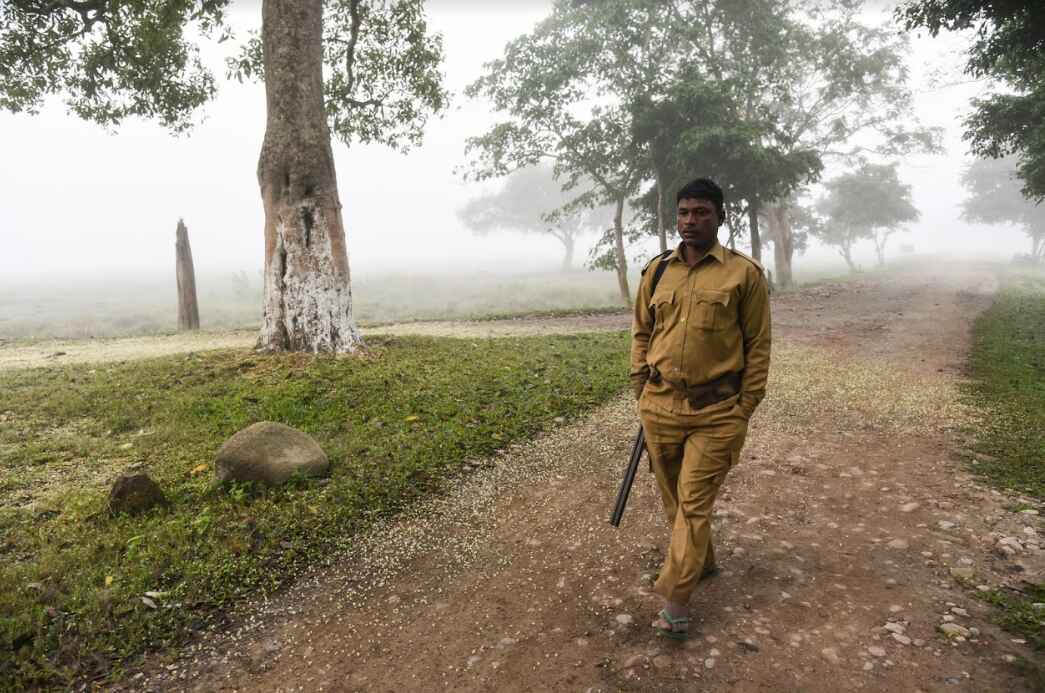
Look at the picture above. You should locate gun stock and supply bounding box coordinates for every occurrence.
[609,425,645,527]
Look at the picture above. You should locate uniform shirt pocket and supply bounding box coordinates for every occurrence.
[689,289,731,330]
[650,289,677,332]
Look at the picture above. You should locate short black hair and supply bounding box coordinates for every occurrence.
[677,178,725,220]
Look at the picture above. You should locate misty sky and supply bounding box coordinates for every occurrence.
[0,1,1032,288]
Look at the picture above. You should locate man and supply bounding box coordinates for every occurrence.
[631,177,771,639]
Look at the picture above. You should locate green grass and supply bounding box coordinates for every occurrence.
[966,273,1045,499]
[0,332,629,689]
[965,270,1045,666]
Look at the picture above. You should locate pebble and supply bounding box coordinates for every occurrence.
[899,502,921,513]
[886,539,909,550]
[949,566,975,580]
[615,614,633,626]
[884,622,905,635]
[938,623,971,639]
[863,662,874,671]
[821,647,841,664]
[704,658,716,669]
[498,638,517,648]
[950,607,969,617]
[868,646,886,658]
[938,521,956,530]
[653,655,672,670]
[623,654,645,669]
[466,655,481,667]
[888,605,904,613]
[892,634,912,646]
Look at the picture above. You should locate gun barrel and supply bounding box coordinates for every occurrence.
[609,426,645,527]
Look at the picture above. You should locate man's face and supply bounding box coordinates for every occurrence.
[677,198,720,248]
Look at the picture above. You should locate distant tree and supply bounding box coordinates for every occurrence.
[463,0,682,306]
[0,0,447,353]
[758,4,939,289]
[961,157,1045,263]
[815,163,919,271]
[458,165,608,271]
[899,0,1045,201]
[630,72,821,258]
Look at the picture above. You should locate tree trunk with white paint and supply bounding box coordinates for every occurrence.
[256,0,363,353]
[175,219,200,331]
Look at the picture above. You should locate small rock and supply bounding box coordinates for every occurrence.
[703,658,715,669]
[886,539,909,550]
[820,647,841,664]
[615,614,633,626]
[899,502,920,513]
[884,622,905,634]
[950,607,969,617]
[938,623,971,639]
[892,634,912,646]
[466,655,481,667]
[498,638,517,648]
[912,639,925,647]
[738,638,760,652]
[622,654,645,669]
[868,646,886,658]
[109,472,169,516]
[652,655,672,670]
[938,521,956,530]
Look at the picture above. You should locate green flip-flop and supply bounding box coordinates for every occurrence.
[653,608,689,640]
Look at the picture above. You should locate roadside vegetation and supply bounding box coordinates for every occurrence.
[0,332,628,689]
[965,269,1045,664]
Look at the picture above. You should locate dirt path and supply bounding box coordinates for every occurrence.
[0,314,631,372]
[113,263,1044,693]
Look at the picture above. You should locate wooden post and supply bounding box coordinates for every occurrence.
[176,219,200,331]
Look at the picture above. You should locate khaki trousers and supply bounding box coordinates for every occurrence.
[639,392,748,604]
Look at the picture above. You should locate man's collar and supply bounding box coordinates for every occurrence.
[670,240,725,264]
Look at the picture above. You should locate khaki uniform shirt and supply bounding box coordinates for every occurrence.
[630,241,771,418]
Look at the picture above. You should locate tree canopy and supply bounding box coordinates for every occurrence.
[458,164,609,270]
[0,0,448,148]
[899,0,1045,200]
[815,162,919,270]
[961,156,1045,262]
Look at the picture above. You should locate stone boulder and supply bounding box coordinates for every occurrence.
[214,422,329,486]
[109,472,169,515]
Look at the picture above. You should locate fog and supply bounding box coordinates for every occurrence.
[0,1,1034,338]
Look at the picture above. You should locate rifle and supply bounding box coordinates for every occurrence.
[609,425,645,527]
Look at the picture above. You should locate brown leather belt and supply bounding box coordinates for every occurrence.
[650,368,741,411]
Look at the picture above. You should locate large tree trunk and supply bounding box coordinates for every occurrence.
[840,239,857,272]
[256,0,363,353]
[747,201,762,262]
[765,203,795,289]
[654,167,668,253]
[175,219,200,331]
[612,195,631,306]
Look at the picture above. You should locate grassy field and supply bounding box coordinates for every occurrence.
[0,270,630,341]
[0,332,629,689]
[964,269,1045,666]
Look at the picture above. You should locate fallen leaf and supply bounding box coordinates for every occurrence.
[404,415,421,423]
[105,575,113,587]
[190,463,209,476]
[141,596,157,609]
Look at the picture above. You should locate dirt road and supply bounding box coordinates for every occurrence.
[112,263,1043,692]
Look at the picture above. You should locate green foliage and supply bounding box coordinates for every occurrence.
[0,0,448,149]
[0,332,629,688]
[899,0,1045,200]
[228,0,447,151]
[0,0,232,132]
[961,156,1045,262]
